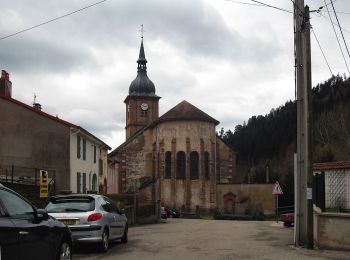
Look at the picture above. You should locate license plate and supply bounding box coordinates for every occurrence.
[62,219,76,225]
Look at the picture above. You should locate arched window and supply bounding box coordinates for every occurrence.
[204,152,210,179]
[92,174,98,192]
[190,151,199,180]
[176,151,186,179]
[165,151,171,179]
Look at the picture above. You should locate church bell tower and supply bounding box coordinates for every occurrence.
[124,38,161,140]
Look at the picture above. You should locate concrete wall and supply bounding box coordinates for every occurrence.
[0,98,71,191]
[314,211,350,250]
[217,184,275,215]
[108,161,119,194]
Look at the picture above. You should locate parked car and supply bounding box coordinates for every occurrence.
[45,194,128,252]
[280,213,294,227]
[0,183,73,260]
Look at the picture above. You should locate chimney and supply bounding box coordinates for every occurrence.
[33,103,42,111]
[0,70,12,98]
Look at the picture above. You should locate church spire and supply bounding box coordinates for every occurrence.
[137,39,147,72]
[128,25,158,97]
[124,26,161,139]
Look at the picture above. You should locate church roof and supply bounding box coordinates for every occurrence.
[128,39,159,98]
[155,100,219,125]
[109,100,220,156]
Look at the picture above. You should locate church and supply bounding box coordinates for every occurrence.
[108,39,237,213]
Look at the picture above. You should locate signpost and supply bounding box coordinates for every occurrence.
[272,181,283,222]
[39,170,49,198]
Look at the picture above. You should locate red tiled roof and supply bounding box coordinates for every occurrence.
[313,161,350,171]
[155,100,219,125]
[0,94,111,149]
[0,94,77,128]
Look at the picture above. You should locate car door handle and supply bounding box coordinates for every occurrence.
[19,231,29,236]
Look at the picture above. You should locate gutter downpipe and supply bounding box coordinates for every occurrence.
[215,129,218,209]
[70,127,81,192]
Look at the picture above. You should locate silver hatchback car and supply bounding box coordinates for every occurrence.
[45,194,128,252]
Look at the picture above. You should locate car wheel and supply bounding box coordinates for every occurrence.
[100,229,109,252]
[57,241,72,260]
[121,225,128,244]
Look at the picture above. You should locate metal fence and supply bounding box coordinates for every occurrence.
[314,170,350,213]
[0,164,56,206]
[325,170,350,211]
[0,164,55,186]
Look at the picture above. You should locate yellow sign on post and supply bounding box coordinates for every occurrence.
[40,170,49,198]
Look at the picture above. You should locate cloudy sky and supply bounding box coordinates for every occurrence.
[1,0,350,149]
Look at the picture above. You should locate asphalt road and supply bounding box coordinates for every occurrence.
[74,218,350,260]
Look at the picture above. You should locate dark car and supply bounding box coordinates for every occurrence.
[0,184,73,260]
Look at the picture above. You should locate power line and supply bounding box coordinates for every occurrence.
[225,0,263,7]
[0,0,107,41]
[323,0,350,75]
[249,0,293,14]
[321,10,350,15]
[311,28,334,76]
[329,0,350,62]
[319,13,349,34]
[225,0,292,13]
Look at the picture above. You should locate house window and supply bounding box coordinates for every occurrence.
[204,152,210,179]
[92,174,98,191]
[83,139,86,160]
[94,145,97,163]
[190,151,199,180]
[165,151,171,179]
[89,173,92,191]
[77,172,81,193]
[99,159,103,176]
[83,173,87,194]
[77,136,81,159]
[176,151,186,179]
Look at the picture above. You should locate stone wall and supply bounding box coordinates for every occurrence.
[155,121,217,212]
[216,137,236,183]
[217,184,275,215]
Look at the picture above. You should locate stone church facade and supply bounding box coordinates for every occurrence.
[108,40,236,212]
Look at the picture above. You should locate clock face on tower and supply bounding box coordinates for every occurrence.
[140,103,149,111]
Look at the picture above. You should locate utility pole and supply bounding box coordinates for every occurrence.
[294,1,313,248]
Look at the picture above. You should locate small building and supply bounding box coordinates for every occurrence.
[0,70,111,194]
[313,161,350,250]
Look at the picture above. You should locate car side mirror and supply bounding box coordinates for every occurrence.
[36,209,49,221]
[120,208,126,215]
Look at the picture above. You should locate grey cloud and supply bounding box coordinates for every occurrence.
[0,36,90,73]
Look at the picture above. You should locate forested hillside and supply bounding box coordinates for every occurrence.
[221,75,350,190]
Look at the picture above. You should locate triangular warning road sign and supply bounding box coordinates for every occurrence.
[272,181,283,195]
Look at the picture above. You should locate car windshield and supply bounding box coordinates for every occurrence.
[45,197,95,213]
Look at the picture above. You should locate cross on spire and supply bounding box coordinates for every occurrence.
[140,24,145,39]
